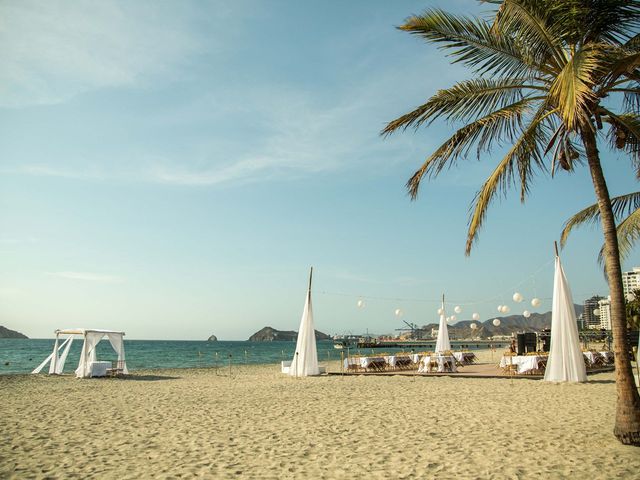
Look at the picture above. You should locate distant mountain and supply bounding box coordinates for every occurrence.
[418,305,584,339]
[0,326,28,339]
[207,335,218,342]
[248,326,331,342]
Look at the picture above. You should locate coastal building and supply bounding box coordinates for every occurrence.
[597,296,612,331]
[622,267,640,301]
[583,295,605,329]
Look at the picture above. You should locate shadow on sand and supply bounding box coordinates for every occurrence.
[117,374,181,382]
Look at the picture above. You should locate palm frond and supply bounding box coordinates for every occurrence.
[399,9,546,77]
[612,205,640,262]
[381,78,535,135]
[405,98,536,199]
[492,0,567,71]
[548,45,603,130]
[601,109,640,173]
[465,106,553,254]
[560,191,640,248]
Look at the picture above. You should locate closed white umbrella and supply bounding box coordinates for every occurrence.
[544,247,587,383]
[435,294,451,354]
[288,267,320,377]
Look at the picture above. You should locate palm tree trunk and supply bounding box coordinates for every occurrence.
[581,127,640,446]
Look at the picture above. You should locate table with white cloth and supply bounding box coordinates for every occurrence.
[600,351,614,364]
[89,361,112,377]
[410,354,422,364]
[384,355,412,369]
[499,355,546,374]
[418,355,457,373]
[453,352,477,365]
[343,356,386,371]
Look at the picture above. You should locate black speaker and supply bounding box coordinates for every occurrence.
[524,332,537,353]
[516,333,526,355]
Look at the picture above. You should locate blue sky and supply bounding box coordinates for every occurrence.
[1,0,639,340]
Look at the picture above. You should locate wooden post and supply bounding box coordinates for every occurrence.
[295,352,299,379]
[554,241,559,257]
[228,353,232,378]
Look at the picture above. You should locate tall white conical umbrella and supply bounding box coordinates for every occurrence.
[288,267,320,377]
[435,294,451,354]
[544,248,587,383]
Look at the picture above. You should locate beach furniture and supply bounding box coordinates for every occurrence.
[31,329,128,378]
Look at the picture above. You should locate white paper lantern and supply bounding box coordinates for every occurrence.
[492,318,501,326]
[450,315,456,322]
[531,298,541,307]
[395,308,402,317]
[437,308,444,315]
[357,299,364,308]
[470,323,477,330]
[593,308,600,317]
[497,305,503,312]
[502,305,510,314]
[513,292,523,303]
[472,312,480,321]
[454,306,462,314]
[523,310,531,318]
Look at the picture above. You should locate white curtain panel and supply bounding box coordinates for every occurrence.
[544,256,587,383]
[55,336,74,374]
[75,333,105,378]
[106,333,128,374]
[48,336,60,374]
[288,290,320,377]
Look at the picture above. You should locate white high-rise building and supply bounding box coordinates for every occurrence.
[622,267,640,301]
[597,296,612,330]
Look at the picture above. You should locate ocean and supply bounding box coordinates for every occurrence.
[0,338,497,375]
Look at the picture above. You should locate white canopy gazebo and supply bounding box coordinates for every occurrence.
[32,329,128,378]
[544,250,587,383]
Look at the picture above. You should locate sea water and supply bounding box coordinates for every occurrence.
[0,338,496,375]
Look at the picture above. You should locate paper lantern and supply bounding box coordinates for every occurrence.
[513,292,523,303]
[531,298,541,307]
[523,310,531,318]
[593,308,600,317]
[470,323,477,330]
[437,308,444,315]
[450,315,456,322]
[395,308,402,317]
[357,299,364,308]
[502,305,511,314]
[454,306,462,314]
[472,312,480,321]
[492,318,501,326]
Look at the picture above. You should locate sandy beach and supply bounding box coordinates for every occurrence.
[2,351,639,479]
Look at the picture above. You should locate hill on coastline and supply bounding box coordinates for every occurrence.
[248,326,331,342]
[0,326,28,339]
[416,305,584,339]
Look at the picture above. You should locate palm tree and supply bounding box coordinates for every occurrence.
[383,0,640,445]
[561,191,640,267]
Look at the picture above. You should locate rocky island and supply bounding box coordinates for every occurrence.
[207,335,218,342]
[0,326,28,339]
[248,326,330,342]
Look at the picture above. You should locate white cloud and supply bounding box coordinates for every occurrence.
[45,271,124,283]
[0,0,199,107]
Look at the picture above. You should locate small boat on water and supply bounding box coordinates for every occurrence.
[332,335,360,349]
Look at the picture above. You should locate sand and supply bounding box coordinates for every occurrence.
[1,350,639,479]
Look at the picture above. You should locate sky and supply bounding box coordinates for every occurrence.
[1,0,639,340]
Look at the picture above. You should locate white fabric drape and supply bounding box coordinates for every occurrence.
[435,300,451,354]
[33,336,70,374]
[544,256,587,383]
[106,333,129,374]
[288,289,320,376]
[75,332,105,378]
[55,336,74,374]
[48,336,60,374]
